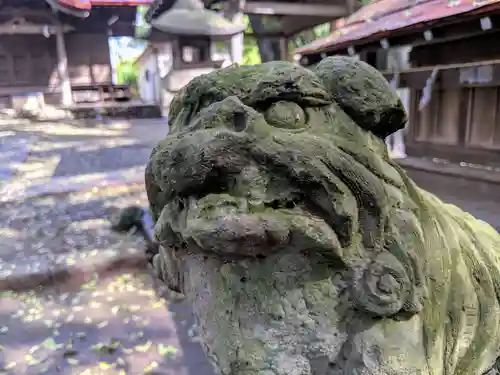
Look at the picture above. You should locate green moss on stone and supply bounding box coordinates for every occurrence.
[146,57,500,375]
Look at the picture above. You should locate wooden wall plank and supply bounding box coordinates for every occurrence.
[66,33,111,86]
[435,89,460,145]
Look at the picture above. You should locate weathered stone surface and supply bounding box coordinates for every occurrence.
[145,56,500,375]
[315,56,407,138]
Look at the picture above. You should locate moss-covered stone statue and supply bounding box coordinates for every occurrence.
[145,56,500,375]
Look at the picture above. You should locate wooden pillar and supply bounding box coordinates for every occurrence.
[346,0,355,15]
[279,37,289,61]
[55,20,72,106]
[153,45,164,107]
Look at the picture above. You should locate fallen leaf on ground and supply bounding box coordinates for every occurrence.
[92,338,120,354]
[42,337,58,350]
[143,361,159,374]
[99,361,114,370]
[97,321,109,329]
[134,340,152,352]
[158,344,178,359]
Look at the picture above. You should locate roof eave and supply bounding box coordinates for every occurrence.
[297,0,500,58]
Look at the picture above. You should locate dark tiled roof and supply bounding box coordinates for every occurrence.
[90,0,153,5]
[53,0,153,10]
[297,0,500,55]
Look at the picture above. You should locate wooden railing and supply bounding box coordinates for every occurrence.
[382,59,500,89]
[71,83,132,104]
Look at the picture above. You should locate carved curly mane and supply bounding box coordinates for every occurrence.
[336,131,500,374]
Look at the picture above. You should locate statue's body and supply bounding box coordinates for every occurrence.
[145,56,500,375]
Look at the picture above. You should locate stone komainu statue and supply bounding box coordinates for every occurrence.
[145,56,500,375]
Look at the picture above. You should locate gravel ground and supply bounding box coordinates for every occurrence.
[0,118,216,375]
[0,271,211,375]
[0,120,167,183]
[0,185,148,277]
[0,184,214,375]
[0,119,216,375]
[0,129,36,181]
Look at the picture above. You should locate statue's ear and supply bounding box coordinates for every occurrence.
[314,56,407,139]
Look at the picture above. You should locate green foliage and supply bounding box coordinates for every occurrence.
[243,38,261,65]
[243,15,261,65]
[116,60,138,85]
[135,5,151,37]
[293,22,331,49]
[242,18,333,62]
[213,15,261,66]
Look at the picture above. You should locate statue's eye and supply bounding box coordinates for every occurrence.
[264,101,306,129]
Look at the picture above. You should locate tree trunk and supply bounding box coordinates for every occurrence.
[249,15,281,62]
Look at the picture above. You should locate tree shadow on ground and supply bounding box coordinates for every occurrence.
[50,144,152,178]
[157,291,216,375]
[0,118,168,184]
[0,187,148,267]
[0,186,214,375]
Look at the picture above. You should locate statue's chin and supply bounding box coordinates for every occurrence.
[172,192,344,260]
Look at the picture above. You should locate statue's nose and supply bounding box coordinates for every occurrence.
[192,96,263,134]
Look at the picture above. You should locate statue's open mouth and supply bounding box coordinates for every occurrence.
[153,163,348,261]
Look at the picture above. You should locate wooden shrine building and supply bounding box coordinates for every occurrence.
[297,0,500,166]
[0,0,152,109]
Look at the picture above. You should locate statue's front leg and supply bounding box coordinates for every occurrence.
[166,255,347,375]
[151,252,281,374]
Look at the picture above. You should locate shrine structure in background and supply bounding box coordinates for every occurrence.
[297,0,500,166]
[145,0,361,63]
[0,0,152,109]
[135,0,246,108]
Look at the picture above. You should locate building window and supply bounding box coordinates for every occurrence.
[144,69,150,82]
